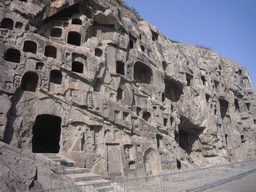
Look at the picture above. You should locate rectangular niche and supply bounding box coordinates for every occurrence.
[124,144,136,160]
[72,53,87,73]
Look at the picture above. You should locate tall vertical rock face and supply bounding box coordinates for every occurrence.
[0,0,256,179]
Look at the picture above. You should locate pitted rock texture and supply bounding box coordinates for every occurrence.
[0,0,256,180]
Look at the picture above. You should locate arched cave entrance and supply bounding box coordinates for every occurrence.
[134,62,152,84]
[21,71,38,92]
[143,148,161,175]
[67,31,81,46]
[32,114,61,153]
[177,116,204,156]
[1,18,14,30]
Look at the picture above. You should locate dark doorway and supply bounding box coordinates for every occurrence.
[23,41,37,54]
[116,61,125,75]
[134,62,152,84]
[164,78,183,102]
[50,70,62,84]
[1,18,14,30]
[21,71,38,92]
[67,31,81,46]
[72,61,83,73]
[5,48,20,63]
[50,28,62,37]
[72,18,82,25]
[32,115,61,153]
[45,45,57,58]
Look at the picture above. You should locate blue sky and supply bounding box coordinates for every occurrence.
[125,0,256,91]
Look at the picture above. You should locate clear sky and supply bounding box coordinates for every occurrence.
[125,0,256,91]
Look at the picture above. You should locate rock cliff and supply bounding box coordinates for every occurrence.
[0,0,256,181]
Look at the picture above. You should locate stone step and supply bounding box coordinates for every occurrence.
[94,185,114,192]
[75,179,110,186]
[67,172,102,182]
[63,167,91,174]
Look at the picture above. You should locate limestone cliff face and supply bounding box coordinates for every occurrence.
[0,0,256,179]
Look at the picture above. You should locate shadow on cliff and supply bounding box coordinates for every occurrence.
[3,87,24,145]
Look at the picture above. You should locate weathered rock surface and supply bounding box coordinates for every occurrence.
[0,0,256,186]
[0,141,75,191]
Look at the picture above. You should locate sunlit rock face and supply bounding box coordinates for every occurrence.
[0,0,256,179]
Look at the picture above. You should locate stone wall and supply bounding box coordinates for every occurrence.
[0,0,256,179]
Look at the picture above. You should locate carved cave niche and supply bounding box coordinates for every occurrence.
[15,22,23,29]
[72,53,87,73]
[151,30,158,41]
[50,70,62,84]
[201,75,206,85]
[124,144,136,160]
[205,94,210,106]
[129,35,136,49]
[72,61,83,73]
[176,116,204,157]
[214,80,219,92]
[163,118,168,127]
[116,88,123,101]
[123,112,129,121]
[93,78,103,92]
[219,98,229,119]
[136,107,142,117]
[186,73,193,86]
[246,103,250,111]
[5,48,20,63]
[67,31,81,46]
[134,62,153,84]
[141,45,145,52]
[72,18,82,25]
[21,71,39,92]
[129,161,136,169]
[95,48,102,57]
[1,18,14,30]
[106,143,122,177]
[164,78,183,102]
[36,62,44,70]
[50,28,62,37]
[156,134,163,150]
[176,159,181,169]
[116,61,125,75]
[142,111,151,122]
[143,148,161,175]
[45,45,57,58]
[90,125,102,151]
[23,40,37,54]
[242,77,250,88]
[241,135,245,144]
[162,61,167,71]
[32,114,61,153]
[234,98,240,112]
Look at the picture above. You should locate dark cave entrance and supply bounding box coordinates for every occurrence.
[32,115,61,153]
[177,116,204,155]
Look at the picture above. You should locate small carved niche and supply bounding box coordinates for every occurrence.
[5,48,20,63]
[23,40,37,54]
[117,88,123,101]
[1,18,13,30]
[67,31,81,46]
[124,144,136,160]
[123,112,129,121]
[142,112,151,122]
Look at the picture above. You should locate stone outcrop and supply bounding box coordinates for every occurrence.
[0,0,256,183]
[0,141,75,191]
